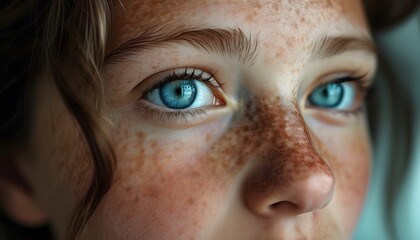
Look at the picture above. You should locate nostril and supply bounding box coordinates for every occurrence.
[269,201,300,215]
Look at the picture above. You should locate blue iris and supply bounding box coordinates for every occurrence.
[308,82,344,108]
[159,80,197,109]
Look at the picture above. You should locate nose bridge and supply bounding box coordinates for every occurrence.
[240,97,335,217]
[244,96,331,174]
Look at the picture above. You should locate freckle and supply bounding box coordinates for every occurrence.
[160,175,168,183]
[205,133,211,142]
[116,199,124,210]
[119,144,128,155]
[149,140,157,148]
[124,185,132,193]
[134,195,140,204]
[145,185,159,199]
[191,169,200,177]
[187,197,195,205]
[243,134,250,143]
[235,157,245,167]
[136,131,145,141]
[138,148,145,156]
[245,14,253,22]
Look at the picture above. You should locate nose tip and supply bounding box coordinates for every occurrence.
[284,172,335,214]
[244,164,335,218]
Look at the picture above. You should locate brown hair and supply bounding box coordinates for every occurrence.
[364,0,419,29]
[0,0,419,239]
[42,1,115,239]
[1,0,115,239]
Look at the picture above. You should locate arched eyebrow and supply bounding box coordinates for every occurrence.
[311,35,377,61]
[106,27,259,65]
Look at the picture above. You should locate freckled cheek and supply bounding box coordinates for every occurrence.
[314,121,371,233]
[337,133,370,234]
[94,125,232,239]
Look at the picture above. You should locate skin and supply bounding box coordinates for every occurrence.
[9,0,377,239]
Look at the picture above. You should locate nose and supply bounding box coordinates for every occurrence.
[242,113,335,218]
[244,161,334,217]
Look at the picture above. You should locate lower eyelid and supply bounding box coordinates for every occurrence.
[137,100,230,128]
[305,107,365,126]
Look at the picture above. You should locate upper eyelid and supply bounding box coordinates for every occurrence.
[301,70,373,98]
[131,67,215,95]
[324,75,372,90]
[311,35,377,61]
[149,68,221,90]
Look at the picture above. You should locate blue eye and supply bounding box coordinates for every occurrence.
[159,80,197,109]
[308,82,356,110]
[145,78,216,110]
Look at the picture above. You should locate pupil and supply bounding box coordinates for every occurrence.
[322,88,329,97]
[175,87,182,96]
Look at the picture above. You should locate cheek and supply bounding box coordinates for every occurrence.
[338,133,370,234]
[85,123,233,239]
[312,117,371,234]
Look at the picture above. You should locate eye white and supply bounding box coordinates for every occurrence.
[334,83,356,110]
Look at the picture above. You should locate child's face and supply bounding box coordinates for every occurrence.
[21,0,376,239]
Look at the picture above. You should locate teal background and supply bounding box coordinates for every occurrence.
[354,8,420,240]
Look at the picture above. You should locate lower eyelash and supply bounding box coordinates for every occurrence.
[138,102,209,124]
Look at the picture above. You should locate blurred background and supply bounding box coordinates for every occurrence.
[354,7,420,240]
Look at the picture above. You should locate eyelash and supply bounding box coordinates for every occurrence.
[145,68,221,91]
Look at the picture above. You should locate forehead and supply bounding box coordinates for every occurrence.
[110,0,368,50]
[112,0,365,22]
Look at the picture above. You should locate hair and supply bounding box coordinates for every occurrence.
[1,0,115,239]
[0,0,419,239]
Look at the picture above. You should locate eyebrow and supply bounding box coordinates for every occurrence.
[106,26,259,65]
[311,35,376,61]
[106,26,375,66]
